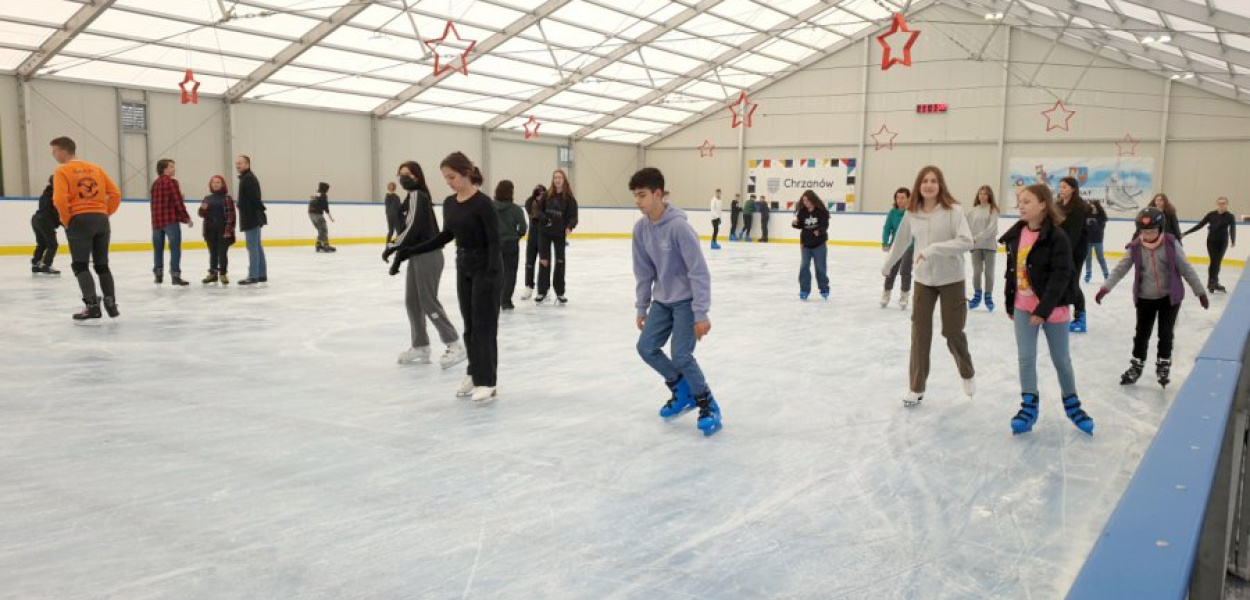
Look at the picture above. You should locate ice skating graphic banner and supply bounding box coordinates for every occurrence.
[1006,157,1153,214]
[747,158,856,212]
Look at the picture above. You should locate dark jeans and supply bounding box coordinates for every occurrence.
[742,214,754,237]
[524,230,539,288]
[760,213,769,241]
[1133,297,1181,361]
[500,241,520,307]
[456,250,501,387]
[205,225,231,273]
[799,244,829,294]
[244,227,267,279]
[538,233,566,297]
[711,218,721,244]
[67,213,115,301]
[730,212,740,237]
[1208,239,1228,287]
[31,214,59,266]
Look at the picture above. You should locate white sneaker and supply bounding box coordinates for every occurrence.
[962,377,976,398]
[440,342,467,370]
[902,390,924,407]
[397,346,431,364]
[880,290,891,308]
[471,386,498,403]
[899,293,910,310]
[520,287,533,300]
[456,376,475,397]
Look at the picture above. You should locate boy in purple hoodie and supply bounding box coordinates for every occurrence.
[631,168,721,436]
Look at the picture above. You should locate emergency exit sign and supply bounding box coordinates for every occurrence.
[916,103,949,114]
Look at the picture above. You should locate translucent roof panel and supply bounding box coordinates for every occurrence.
[7,0,1249,144]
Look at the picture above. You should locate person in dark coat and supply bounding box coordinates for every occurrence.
[235,155,268,285]
[30,176,61,275]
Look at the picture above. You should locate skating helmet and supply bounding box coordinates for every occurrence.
[1135,207,1165,232]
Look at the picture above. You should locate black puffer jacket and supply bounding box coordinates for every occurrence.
[1058,197,1089,261]
[237,169,266,230]
[1000,219,1075,320]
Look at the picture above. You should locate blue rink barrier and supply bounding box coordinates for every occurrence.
[1067,267,1250,599]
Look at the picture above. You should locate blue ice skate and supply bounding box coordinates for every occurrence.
[820,289,830,301]
[984,293,995,312]
[711,241,722,250]
[968,290,982,310]
[1063,394,1094,435]
[1069,313,1087,333]
[1011,393,1040,435]
[799,291,810,301]
[695,393,722,436]
[659,376,696,419]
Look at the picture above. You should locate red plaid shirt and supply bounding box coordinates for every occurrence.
[150,175,190,229]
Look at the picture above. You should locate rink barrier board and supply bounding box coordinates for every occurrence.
[1066,266,1250,599]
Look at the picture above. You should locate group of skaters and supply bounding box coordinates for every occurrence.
[704,189,774,249]
[32,134,1240,439]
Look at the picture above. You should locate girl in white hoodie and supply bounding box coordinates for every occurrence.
[882,166,977,407]
[966,185,1001,311]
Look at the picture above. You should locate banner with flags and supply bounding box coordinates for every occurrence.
[746,157,857,212]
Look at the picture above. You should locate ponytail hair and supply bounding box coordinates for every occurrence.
[440,151,475,178]
[471,166,483,186]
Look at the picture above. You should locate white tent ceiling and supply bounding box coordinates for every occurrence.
[2,0,1248,145]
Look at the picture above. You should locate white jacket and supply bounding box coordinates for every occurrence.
[881,204,974,287]
[710,196,722,220]
[966,204,999,251]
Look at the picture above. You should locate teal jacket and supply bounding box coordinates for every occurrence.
[883,207,905,246]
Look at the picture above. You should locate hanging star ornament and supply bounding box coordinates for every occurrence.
[726,91,758,129]
[424,21,477,77]
[871,123,898,150]
[179,68,200,105]
[1116,132,1139,156]
[1041,100,1076,132]
[698,140,715,158]
[523,115,541,140]
[877,13,921,71]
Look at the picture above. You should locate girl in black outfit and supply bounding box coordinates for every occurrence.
[1056,176,1090,333]
[384,181,404,245]
[536,170,578,304]
[1151,193,1184,241]
[1084,200,1109,283]
[521,184,545,300]
[730,194,742,240]
[387,152,502,403]
[792,190,830,300]
[1183,196,1238,292]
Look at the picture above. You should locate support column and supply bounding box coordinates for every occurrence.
[223,99,236,183]
[1158,78,1172,190]
[370,115,381,202]
[16,78,32,196]
[856,36,870,212]
[996,26,1012,198]
[566,137,575,192]
[736,107,745,202]
[115,87,126,198]
[480,126,491,188]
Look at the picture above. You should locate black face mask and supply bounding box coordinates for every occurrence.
[399,176,419,191]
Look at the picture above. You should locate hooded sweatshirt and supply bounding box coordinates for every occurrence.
[633,205,711,322]
[493,199,528,244]
[966,204,999,251]
[881,204,974,287]
[1104,233,1205,305]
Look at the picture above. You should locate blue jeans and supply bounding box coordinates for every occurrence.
[152,224,182,274]
[637,300,708,396]
[244,227,267,279]
[799,244,829,294]
[1013,309,1077,397]
[1085,242,1108,278]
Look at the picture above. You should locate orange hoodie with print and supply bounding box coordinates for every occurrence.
[53,160,121,227]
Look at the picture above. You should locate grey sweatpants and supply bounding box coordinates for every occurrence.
[407,250,459,348]
[970,249,996,294]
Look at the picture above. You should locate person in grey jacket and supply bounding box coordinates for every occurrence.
[882,166,976,407]
[493,180,528,310]
[388,160,466,369]
[966,185,1000,311]
[1096,207,1209,387]
[631,167,720,437]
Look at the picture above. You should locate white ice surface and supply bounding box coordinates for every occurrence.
[0,239,1237,599]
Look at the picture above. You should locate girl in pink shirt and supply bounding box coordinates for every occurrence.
[999,184,1093,436]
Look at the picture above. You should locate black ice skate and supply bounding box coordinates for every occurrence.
[1120,358,1144,385]
[1156,358,1172,388]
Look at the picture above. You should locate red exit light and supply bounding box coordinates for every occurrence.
[916,103,949,114]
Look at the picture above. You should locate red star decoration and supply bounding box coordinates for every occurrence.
[871,123,898,150]
[877,13,921,71]
[1116,132,1139,156]
[698,140,715,157]
[523,115,540,140]
[179,68,200,105]
[425,21,477,77]
[1041,100,1076,132]
[726,91,757,128]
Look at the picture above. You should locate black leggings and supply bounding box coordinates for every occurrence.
[67,213,115,300]
[1133,297,1181,361]
[1071,245,1089,317]
[1208,239,1228,287]
[730,212,740,237]
[538,233,566,297]
[524,228,540,288]
[712,218,721,244]
[500,241,520,307]
[205,225,231,273]
[456,252,500,387]
[31,214,59,266]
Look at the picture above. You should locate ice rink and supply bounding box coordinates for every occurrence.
[0,238,1237,599]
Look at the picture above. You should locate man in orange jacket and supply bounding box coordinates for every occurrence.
[51,136,122,322]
